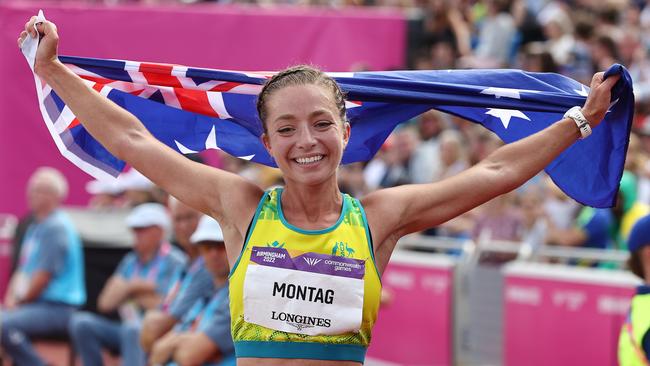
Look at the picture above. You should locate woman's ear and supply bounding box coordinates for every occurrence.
[261,133,271,154]
[343,122,351,148]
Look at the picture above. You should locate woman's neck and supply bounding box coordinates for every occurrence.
[281,180,343,229]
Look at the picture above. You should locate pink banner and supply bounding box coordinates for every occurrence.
[0,215,17,299]
[368,252,454,366]
[0,240,11,298]
[0,1,405,217]
[503,263,640,366]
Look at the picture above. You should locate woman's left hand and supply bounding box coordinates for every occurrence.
[581,72,621,128]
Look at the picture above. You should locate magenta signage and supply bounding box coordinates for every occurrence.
[368,252,455,366]
[503,263,640,366]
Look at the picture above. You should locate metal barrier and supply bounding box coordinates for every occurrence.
[63,207,133,248]
[376,234,637,366]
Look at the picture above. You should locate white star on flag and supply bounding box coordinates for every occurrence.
[205,125,219,150]
[174,125,220,154]
[480,87,522,99]
[174,125,255,160]
[486,108,530,129]
[574,85,589,96]
[175,140,197,154]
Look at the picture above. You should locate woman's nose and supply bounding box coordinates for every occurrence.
[296,126,317,149]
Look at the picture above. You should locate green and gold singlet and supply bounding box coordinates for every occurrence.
[229,188,381,362]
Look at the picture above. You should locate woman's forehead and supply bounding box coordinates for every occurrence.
[265,84,338,119]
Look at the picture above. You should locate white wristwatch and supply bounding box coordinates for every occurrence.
[563,106,592,139]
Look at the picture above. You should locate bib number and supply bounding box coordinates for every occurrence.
[243,247,365,336]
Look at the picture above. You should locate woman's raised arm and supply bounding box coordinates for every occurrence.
[19,17,262,230]
[363,71,621,271]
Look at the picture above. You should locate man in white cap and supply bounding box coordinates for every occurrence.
[149,215,235,366]
[68,203,187,366]
[140,197,214,353]
[1,167,85,366]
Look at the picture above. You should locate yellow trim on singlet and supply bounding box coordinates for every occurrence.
[228,188,381,362]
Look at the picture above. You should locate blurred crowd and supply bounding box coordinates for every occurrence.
[92,0,650,113]
[3,167,235,366]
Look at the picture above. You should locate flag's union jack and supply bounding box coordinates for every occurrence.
[30,55,633,208]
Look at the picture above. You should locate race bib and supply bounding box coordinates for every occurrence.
[243,246,365,336]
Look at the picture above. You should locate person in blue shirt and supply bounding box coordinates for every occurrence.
[68,203,187,366]
[140,197,214,353]
[618,214,650,365]
[1,167,86,366]
[546,206,613,249]
[149,216,235,366]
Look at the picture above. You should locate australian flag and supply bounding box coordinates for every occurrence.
[24,52,633,208]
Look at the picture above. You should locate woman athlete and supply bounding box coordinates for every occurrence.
[19,16,620,366]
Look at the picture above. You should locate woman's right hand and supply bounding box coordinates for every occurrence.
[17,17,60,75]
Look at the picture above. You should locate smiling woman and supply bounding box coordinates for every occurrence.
[262,82,350,189]
[19,14,621,366]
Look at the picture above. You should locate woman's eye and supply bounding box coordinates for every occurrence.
[315,121,333,128]
[277,127,294,134]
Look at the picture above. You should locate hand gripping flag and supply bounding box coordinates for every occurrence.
[22,12,633,208]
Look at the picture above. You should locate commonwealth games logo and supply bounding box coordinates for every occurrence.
[331,241,355,258]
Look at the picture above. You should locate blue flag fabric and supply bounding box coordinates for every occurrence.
[28,55,633,208]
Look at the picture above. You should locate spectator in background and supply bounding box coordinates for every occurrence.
[1,167,86,366]
[119,168,159,207]
[149,216,235,366]
[519,42,558,73]
[516,187,547,247]
[378,127,418,188]
[591,35,621,73]
[435,129,469,181]
[9,213,34,277]
[362,146,389,192]
[85,167,159,209]
[464,126,503,166]
[339,162,370,198]
[85,176,124,209]
[68,203,187,366]
[430,39,459,70]
[617,214,650,365]
[543,176,580,231]
[421,0,458,52]
[616,173,650,252]
[140,197,214,353]
[409,110,444,184]
[636,122,650,205]
[597,6,624,44]
[168,197,202,255]
[538,2,575,66]
[510,0,545,47]
[545,204,613,250]
[472,193,522,242]
[461,0,517,68]
[566,17,594,84]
